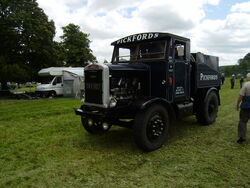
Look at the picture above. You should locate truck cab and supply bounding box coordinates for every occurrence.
[111,33,191,102]
[36,76,63,97]
[75,32,221,151]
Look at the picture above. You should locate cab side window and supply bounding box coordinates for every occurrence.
[53,77,62,85]
[57,77,62,84]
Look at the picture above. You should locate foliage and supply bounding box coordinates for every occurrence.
[60,23,96,67]
[0,0,61,88]
[222,52,250,77]
[223,65,237,77]
[1,80,250,187]
[239,52,250,73]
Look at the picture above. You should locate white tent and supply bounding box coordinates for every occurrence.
[62,70,84,98]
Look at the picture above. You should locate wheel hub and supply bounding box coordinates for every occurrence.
[147,114,165,141]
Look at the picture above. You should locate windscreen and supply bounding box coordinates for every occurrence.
[113,40,167,63]
[39,76,54,84]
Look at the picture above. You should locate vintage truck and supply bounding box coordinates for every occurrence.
[75,32,221,151]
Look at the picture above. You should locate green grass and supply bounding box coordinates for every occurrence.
[11,86,36,93]
[1,78,250,187]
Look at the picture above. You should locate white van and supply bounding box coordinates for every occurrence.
[35,67,84,97]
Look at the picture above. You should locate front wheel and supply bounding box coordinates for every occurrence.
[50,91,56,97]
[133,104,169,152]
[196,91,219,125]
[81,117,112,134]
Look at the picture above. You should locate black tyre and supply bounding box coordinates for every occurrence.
[133,104,169,151]
[196,91,219,125]
[81,117,111,134]
[50,91,56,97]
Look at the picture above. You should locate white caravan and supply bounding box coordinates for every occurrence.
[36,67,84,97]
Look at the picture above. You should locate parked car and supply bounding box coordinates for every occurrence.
[26,82,33,87]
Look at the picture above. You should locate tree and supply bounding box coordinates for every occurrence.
[60,24,96,67]
[238,53,250,75]
[223,65,237,77]
[0,0,58,89]
[241,53,250,64]
[237,58,243,65]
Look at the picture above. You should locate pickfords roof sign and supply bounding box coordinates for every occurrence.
[112,33,160,45]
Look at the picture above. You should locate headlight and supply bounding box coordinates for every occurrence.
[80,89,85,103]
[109,96,117,107]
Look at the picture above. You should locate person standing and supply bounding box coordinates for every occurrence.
[240,76,244,88]
[236,73,250,143]
[230,74,235,89]
[221,73,225,85]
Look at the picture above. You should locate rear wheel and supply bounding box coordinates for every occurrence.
[133,104,169,151]
[81,117,112,134]
[196,91,219,125]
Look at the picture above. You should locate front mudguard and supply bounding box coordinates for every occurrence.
[132,98,176,123]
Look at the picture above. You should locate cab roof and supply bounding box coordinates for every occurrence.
[111,32,190,46]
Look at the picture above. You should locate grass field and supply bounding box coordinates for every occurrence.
[1,78,250,187]
[11,86,36,93]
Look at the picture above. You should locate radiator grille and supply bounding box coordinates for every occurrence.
[85,70,103,104]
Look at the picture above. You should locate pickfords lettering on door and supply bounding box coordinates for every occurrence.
[200,73,218,81]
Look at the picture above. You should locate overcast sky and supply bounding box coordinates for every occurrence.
[37,0,250,66]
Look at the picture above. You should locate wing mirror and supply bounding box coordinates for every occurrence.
[177,46,184,57]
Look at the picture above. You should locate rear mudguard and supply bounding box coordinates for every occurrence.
[204,87,220,105]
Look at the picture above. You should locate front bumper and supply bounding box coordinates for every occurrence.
[74,104,136,120]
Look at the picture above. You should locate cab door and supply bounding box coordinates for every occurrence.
[52,76,63,95]
[173,40,190,101]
